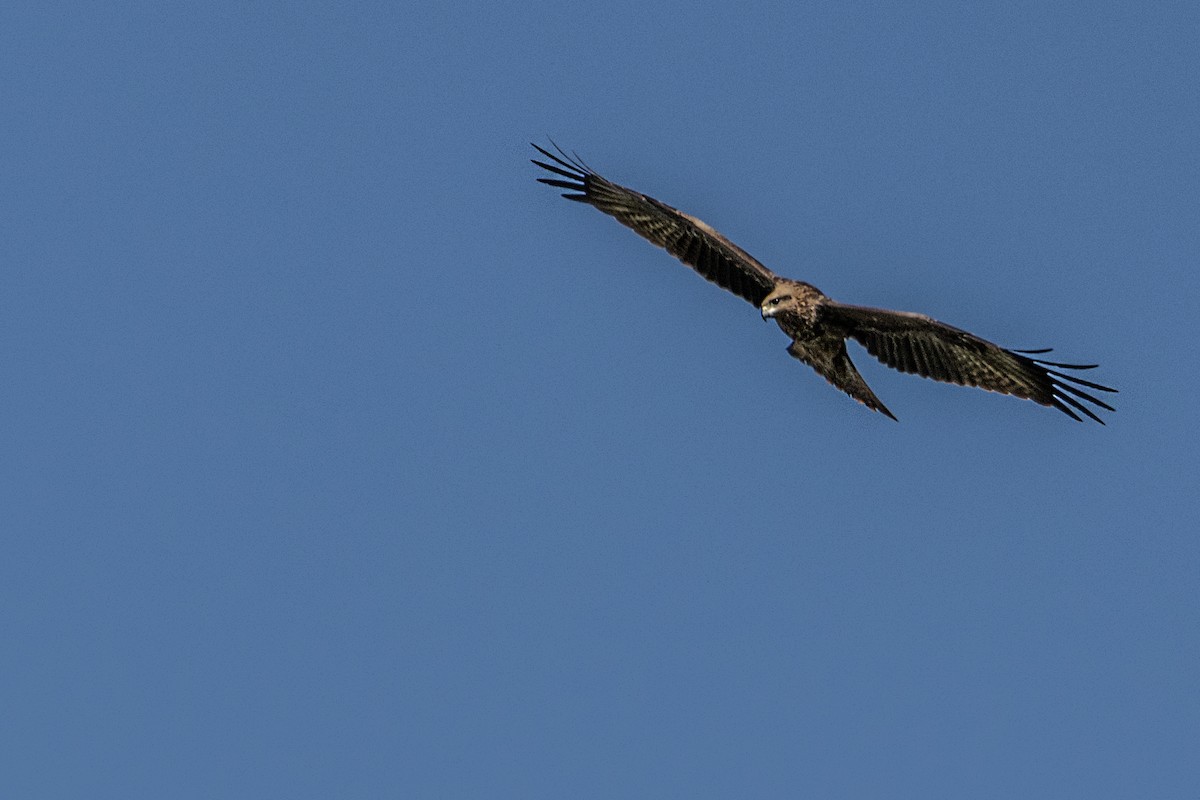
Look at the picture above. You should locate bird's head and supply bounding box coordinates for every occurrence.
[760,287,795,320]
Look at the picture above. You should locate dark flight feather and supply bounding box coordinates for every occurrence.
[532,142,778,306]
[820,303,1116,423]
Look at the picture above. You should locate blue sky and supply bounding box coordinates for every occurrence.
[3,1,1198,797]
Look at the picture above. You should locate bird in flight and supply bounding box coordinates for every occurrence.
[532,142,1115,423]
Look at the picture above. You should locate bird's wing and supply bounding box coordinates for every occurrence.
[820,301,1117,423]
[532,142,778,306]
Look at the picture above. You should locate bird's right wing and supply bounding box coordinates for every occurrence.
[532,142,778,307]
[820,301,1117,423]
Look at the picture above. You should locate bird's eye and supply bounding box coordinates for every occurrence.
[770,297,781,305]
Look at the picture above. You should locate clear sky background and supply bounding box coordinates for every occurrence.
[3,1,1198,797]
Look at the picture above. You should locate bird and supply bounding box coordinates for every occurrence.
[531,142,1116,423]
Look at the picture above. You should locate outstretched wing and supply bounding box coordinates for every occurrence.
[532,142,778,306]
[820,302,1117,423]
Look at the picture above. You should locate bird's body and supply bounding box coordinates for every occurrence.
[532,142,1115,423]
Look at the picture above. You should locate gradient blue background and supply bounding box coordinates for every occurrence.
[3,2,1197,797]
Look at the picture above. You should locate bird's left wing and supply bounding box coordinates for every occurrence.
[532,142,778,306]
[820,301,1117,423]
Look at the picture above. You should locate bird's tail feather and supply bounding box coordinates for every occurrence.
[788,341,897,421]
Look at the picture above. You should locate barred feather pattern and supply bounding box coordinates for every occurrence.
[822,303,1117,423]
[532,142,777,306]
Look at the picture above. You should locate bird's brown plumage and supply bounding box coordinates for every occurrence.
[532,141,1116,423]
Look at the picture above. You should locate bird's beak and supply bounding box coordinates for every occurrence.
[760,306,771,321]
